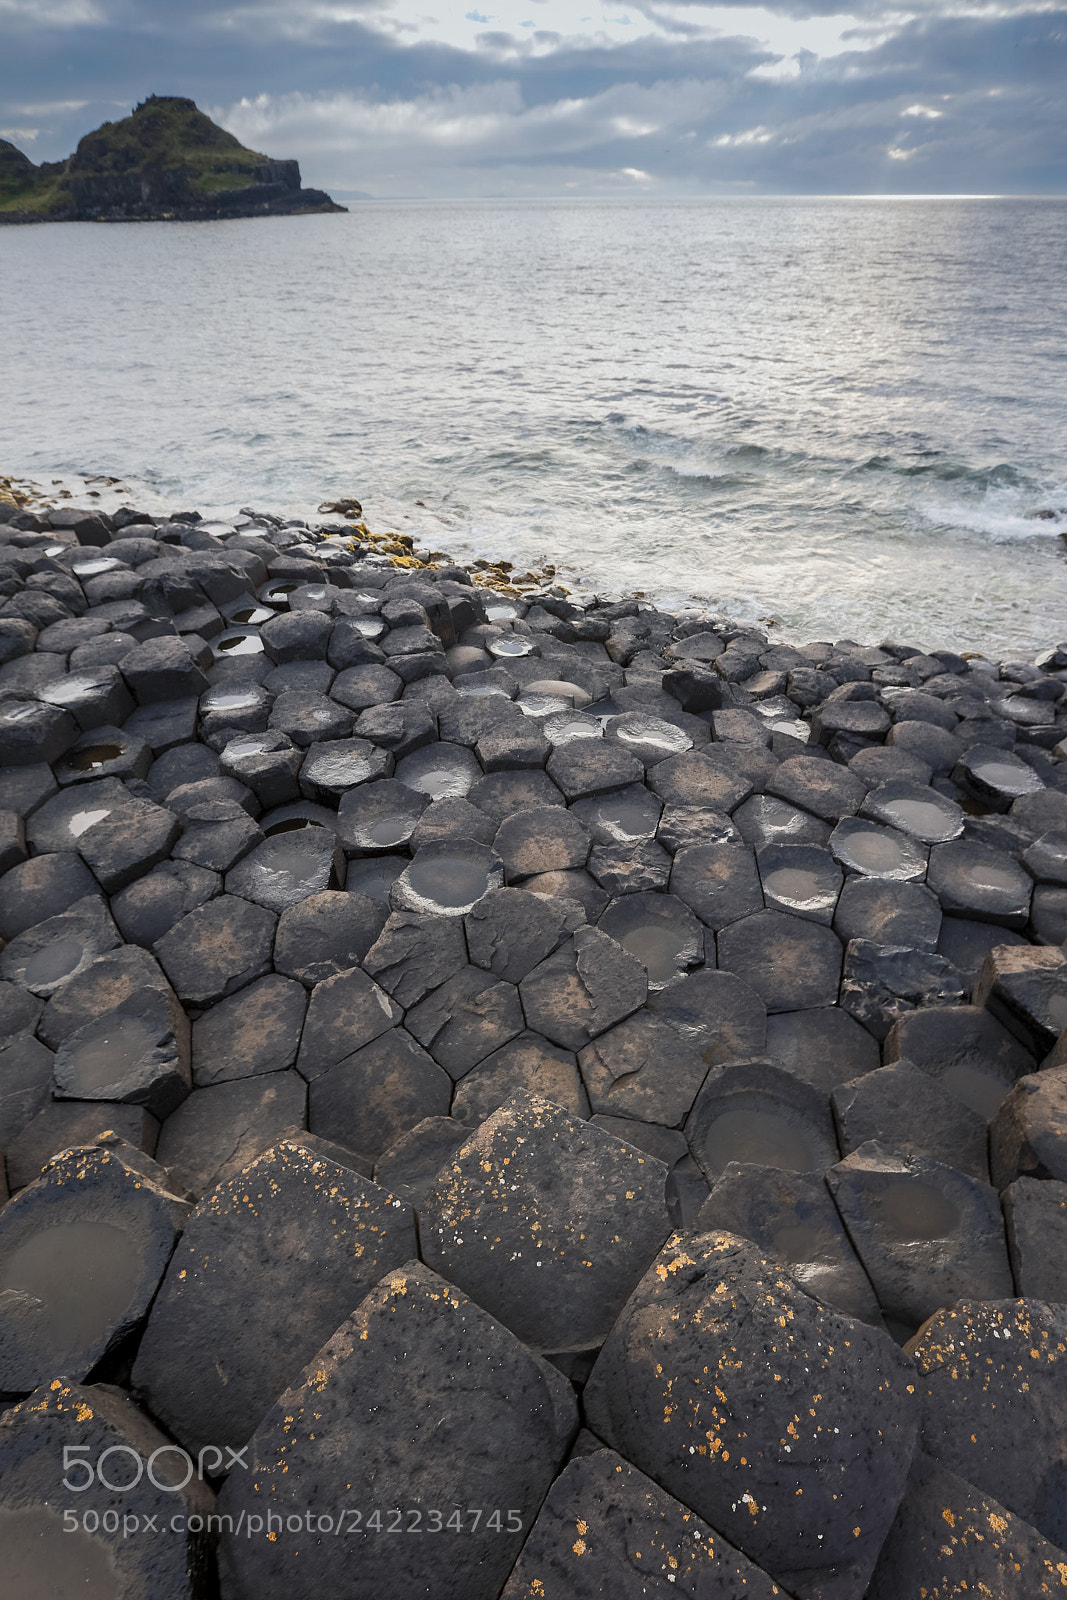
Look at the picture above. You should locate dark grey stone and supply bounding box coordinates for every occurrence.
[521,867,608,920]
[4,1102,160,1195]
[273,888,388,986]
[362,908,468,1008]
[937,914,1028,987]
[0,849,100,939]
[832,1062,989,1179]
[883,1004,1036,1120]
[120,635,209,702]
[132,1142,417,1454]
[192,975,308,1085]
[408,794,497,849]
[686,1059,840,1181]
[1003,1176,1067,1301]
[420,1090,672,1352]
[597,889,706,989]
[372,1115,472,1209]
[493,805,590,880]
[829,815,929,880]
[927,839,1033,929]
[0,893,119,998]
[717,910,843,1013]
[309,1026,450,1160]
[861,779,964,844]
[111,860,220,947]
[224,825,344,912]
[768,753,867,821]
[756,841,842,924]
[669,842,763,931]
[77,796,181,892]
[155,894,277,1007]
[570,780,661,844]
[990,1066,1067,1187]
[840,939,966,1040]
[579,1010,709,1127]
[648,968,767,1066]
[219,731,303,807]
[451,1031,589,1123]
[336,776,428,854]
[464,886,570,983]
[648,749,752,812]
[0,1034,54,1150]
[404,964,524,1079]
[520,926,647,1050]
[329,661,402,710]
[833,874,942,951]
[956,744,1048,810]
[298,736,394,802]
[0,699,78,766]
[973,944,1067,1057]
[763,1004,880,1093]
[295,966,403,1080]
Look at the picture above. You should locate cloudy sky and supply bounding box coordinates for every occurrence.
[2,0,1065,197]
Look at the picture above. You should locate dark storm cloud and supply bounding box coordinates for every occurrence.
[1,0,1064,193]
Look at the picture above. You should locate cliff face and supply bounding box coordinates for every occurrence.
[0,96,346,223]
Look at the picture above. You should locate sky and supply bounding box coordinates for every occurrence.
[1,0,1065,197]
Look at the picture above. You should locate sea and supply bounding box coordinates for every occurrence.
[3,197,1067,658]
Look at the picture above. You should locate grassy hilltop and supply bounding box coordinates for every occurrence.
[0,95,346,222]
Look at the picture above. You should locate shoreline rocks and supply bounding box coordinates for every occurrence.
[1,487,1067,1594]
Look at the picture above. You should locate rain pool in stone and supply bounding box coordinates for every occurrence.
[876,1181,961,1243]
[65,1015,156,1091]
[701,1108,820,1177]
[6,200,1067,654]
[0,1219,141,1348]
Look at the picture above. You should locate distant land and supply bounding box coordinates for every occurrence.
[0,95,347,224]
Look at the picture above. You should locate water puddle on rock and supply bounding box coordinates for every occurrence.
[876,1179,960,1242]
[939,1062,1013,1120]
[881,797,955,839]
[700,1107,821,1176]
[770,1221,828,1264]
[66,744,124,773]
[21,937,85,988]
[228,604,274,626]
[214,630,264,656]
[617,923,692,985]
[764,866,831,908]
[63,1015,155,1092]
[0,1506,118,1599]
[405,857,491,910]
[0,1219,142,1348]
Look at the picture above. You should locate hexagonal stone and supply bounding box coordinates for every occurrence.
[409,794,497,849]
[717,910,842,1013]
[867,1452,1067,1600]
[829,815,929,882]
[155,894,277,1007]
[827,1143,1012,1329]
[733,792,831,850]
[811,697,892,744]
[883,1004,1036,1120]
[113,859,221,948]
[1010,788,1067,838]
[404,964,524,1079]
[545,740,644,800]
[0,892,120,1000]
[522,867,608,921]
[298,736,393,802]
[273,888,388,986]
[841,937,966,1039]
[467,768,565,822]
[391,838,503,916]
[192,975,308,1085]
[0,850,101,943]
[493,805,590,880]
[393,739,482,799]
[926,838,1033,929]
[25,774,128,855]
[991,1066,1067,1187]
[51,981,191,1120]
[833,874,941,952]
[216,1261,576,1600]
[956,743,1047,810]
[0,699,78,766]
[0,1143,189,1389]
[421,1092,671,1352]
[669,842,763,931]
[295,966,402,1080]
[519,926,647,1050]
[501,1447,784,1600]
[686,1059,840,1181]
[598,890,706,990]
[760,1005,878,1095]
[154,1070,307,1199]
[647,968,767,1066]
[767,753,866,821]
[570,781,661,844]
[861,779,964,844]
[308,1026,451,1159]
[833,1062,989,1180]
[121,635,209,703]
[648,750,752,812]
[757,841,842,925]
[464,887,570,984]
[583,1230,918,1600]
[973,944,1067,1057]
[133,1142,416,1455]
[696,1162,882,1325]
[362,908,468,1009]
[372,1114,473,1207]
[451,1030,589,1123]
[579,1010,709,1128]
[335,776,428,856]
[907,1298,1067,1546]
[0,1377,213,1600]
[224,826,345,912]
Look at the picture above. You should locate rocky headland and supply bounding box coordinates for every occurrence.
[0,96,345,224]
[1,477,1067,1597]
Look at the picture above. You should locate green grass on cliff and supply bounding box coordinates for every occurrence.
[0,96,273,214]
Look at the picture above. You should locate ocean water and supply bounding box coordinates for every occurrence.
[3,197,1067,655]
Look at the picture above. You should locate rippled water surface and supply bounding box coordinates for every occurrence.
[4,198,1067,653]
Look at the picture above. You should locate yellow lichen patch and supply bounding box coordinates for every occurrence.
[572,1537,587,1556]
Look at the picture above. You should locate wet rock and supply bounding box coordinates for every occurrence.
[121,635,209,702]
[125,694,201,754]
[273,887,387,986]
[927,839,1033,928]
[110,860,220,947]
[955,743,1046,810]
[866,1450,1067,1600]
[76,795,181,892]
[52,992,190,1121]
[192,975,308,1085]
[686,1059,840,1181]
[833,1063,989,1179]
[0,1377,214,1600]
[216,1260,576,1600]
[583,1229,918,1600]
[133,1142,416,1454]
[696,1162,882,1325]
[756,842,842,925]
[155,894,277,1007]
[670,842,764,932]
[812,697,892,744]
[763,1005,880,1093]
[520,925,647,1050]
[597,889,706,990]
[649,750,752,813]
[169,796,262,872]
[579,1010,710,1127]
[840,939,966,1040]
[0,849,100,939]
[0,699,78,766]
[833,874,941,951]
[393,738,482,799]
[224,825,344,911]
[0,980,41,1044]
[421,1091,672,1352]
[391,837,503,916]
[362,907,468,1007]
[990,1066,1067,1187]
[464,886,570,983]
[372,1115,472,1208]
[604,710,694,767]
[452,1030,590,1122]
[154,1070,307,1199]
[717,910,843,1013]
[907,1298,1067,1547]
[829,816,929,881]
[298,735,393,802]
[1024,831,1067,887]
[884,1004,1035,1120]
[662,661,727,713]
[973,944,1067,1057]
[335,775,428,854]
[198,680,272,741]
[309,1026,451,1159]
[861,779,964,844]
[267,687,351,746]
[0,893,119,998]
[828,1143,1012,1329]
[405,964,524,1078]
[1032,883,1067,944]
[219,731,303,807]
[648,968,767,1065]
[501,1447,784,1600]
[409,793,497,849]
[0,1143,189,1389]
[733,793,831,851]
[571,780,661,844]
